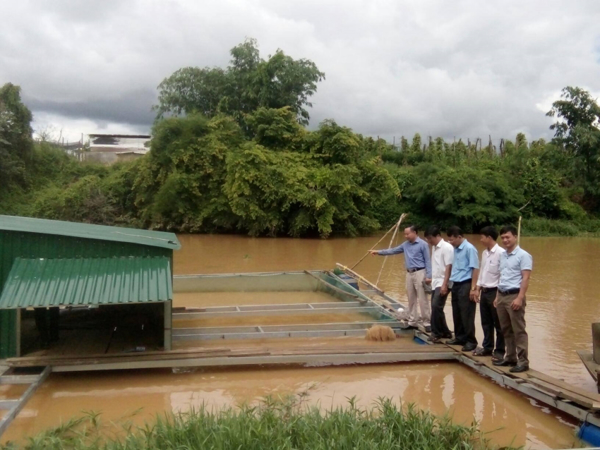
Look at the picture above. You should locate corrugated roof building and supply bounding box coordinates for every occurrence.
[0,216,180,359]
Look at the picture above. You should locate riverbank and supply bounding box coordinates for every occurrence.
[521,217,600,237]
[1,395,510,449]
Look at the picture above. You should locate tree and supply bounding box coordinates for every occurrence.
[154,39,325,129]
[547,86,600,207]
[0,83,33,191]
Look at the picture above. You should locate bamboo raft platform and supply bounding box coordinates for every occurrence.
[6,331,600,432]
[3,267,600,445]
[577,349,600,393]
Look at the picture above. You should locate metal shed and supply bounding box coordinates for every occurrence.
[0,215,181,359]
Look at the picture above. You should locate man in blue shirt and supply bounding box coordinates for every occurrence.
[492,225,533,373]
[370,225,432,330]
[446,226,480,352]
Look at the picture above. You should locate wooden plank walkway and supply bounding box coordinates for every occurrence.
[6,337,455,372]
[577,349,600,393]
[413,329,600,430]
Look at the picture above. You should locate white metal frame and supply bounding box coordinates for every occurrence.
[173,320,408,341]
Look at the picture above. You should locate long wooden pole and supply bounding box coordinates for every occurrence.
[517,216,522,246]
[375,215,405,285]
[350,213,407,270]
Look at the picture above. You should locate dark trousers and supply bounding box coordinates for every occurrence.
[451,280,477,345]
[431,287,452,338]
[480,288,505,354]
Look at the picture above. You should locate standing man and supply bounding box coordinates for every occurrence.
[370,225,432,330]
[473,226,505,360]
[493,225,532,373]
[446,226,479,352]
[424,226,454,343]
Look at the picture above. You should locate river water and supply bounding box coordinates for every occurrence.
[3,233,600,449]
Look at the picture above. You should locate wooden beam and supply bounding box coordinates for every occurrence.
[456,354,600,429]
[172,302,379,319]
[0,400,18,410]
[51,351,456,373]
[0,366,51,436]
[164,300,172,351]
[0,374,42,385]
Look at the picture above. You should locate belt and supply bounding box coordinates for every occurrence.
[406,267,425,273]
[498,288,520,296]
[481,287,497,293]
[452,279,472,285]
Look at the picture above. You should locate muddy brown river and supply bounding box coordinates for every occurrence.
[4,233,600,449]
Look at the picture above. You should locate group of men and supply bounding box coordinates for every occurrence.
[371,224,532,373]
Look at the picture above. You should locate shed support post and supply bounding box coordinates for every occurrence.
[15,309,21,358]
[164,300,172,351]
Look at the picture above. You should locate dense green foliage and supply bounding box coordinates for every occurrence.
[379,131,600,233]
[547,86,600,209]
[2,41,600,237]
[154,38,325,129]
[125,109,398,237]
[0,83,34,192]
[5,397,505,449]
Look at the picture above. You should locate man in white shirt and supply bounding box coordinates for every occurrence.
[473,226,505,360]
[424,226,454,343]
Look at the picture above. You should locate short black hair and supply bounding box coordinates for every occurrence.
[500,225,518,236]
[425,225,441,238]
[404,224,418,233]
[480,226,499,241]
[446,226,463,238]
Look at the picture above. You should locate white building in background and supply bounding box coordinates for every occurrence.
[86,134,151,164]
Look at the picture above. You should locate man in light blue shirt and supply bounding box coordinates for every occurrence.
[492,225,533,373]
[370,225,432,330]
[446,226,479,352]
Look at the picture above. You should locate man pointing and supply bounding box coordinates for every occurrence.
[370,225,432,330]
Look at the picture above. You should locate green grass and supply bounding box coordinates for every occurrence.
[2,396,513,450]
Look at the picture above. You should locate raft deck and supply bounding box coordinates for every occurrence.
[4,269,600,443]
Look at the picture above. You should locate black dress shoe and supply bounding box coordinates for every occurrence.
[509,364,529,373]
[443,333,453,339]
[461,343,477,352]
[492,359,517,367]
[446,339,465,346]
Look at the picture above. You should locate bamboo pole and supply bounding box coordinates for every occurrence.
[375,215,406,285]
[349,213,407,270]
[517,216,522,246]
[336,264,386,294]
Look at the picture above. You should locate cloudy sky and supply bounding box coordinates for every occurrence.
[1,0,599,143]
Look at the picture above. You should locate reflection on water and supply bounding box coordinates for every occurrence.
[1,364,581,449]
[3,233,598,449]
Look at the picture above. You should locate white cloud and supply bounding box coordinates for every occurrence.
[1,0,599,142]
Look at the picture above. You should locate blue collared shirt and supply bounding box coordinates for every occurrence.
[378,237,432,278]
[498,246,533,291]
[449,239,479,282]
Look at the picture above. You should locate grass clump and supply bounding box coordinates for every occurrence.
[2,396,511,450]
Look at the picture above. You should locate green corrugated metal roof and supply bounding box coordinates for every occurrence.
[0,215,181,250]
[0,257,173,309]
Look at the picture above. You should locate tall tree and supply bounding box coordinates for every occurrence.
[0,83,33,191]
[547,86,600,206]
[154,39,325,128]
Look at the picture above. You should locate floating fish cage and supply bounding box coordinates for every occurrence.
[171,270,404,341]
